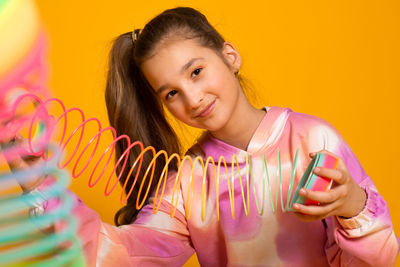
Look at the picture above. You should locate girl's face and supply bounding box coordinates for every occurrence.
[141,38,242,132]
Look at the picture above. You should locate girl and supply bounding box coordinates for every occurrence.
[14,6,400,266]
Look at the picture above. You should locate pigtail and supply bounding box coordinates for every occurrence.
[105,32,181,226]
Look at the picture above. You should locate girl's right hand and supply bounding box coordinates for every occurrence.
[1,135,47,193]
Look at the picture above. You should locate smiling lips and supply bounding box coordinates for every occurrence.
[195,100,216,118]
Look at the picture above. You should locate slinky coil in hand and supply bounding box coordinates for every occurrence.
[0,0,85,264]
[0,145,85,266]
[8,92,319,222]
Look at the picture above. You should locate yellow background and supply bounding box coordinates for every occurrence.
[35,1,400,266]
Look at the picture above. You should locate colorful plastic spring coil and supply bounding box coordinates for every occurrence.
[9,93,338,222]
[0,0,85,265]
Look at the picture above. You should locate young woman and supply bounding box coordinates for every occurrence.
[15,6,399,266]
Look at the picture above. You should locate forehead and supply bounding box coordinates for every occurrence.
[140,39,215,88]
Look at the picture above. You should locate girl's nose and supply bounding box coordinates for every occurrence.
[184,87,204,110]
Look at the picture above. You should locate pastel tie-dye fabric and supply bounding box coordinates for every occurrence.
[38,106,399,266]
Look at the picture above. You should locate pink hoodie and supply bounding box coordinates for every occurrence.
[38,106,399,266]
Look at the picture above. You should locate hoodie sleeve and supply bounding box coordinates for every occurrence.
[306,116,400,266]
[34,172,195,267]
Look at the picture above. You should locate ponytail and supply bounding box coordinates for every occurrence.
[105,32,181,226]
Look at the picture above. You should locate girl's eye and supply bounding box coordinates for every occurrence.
[165,90,177,100]
[191,68,202,78]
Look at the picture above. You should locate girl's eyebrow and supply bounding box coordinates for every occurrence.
[156,57,204,94]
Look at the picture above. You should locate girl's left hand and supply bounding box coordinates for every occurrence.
[292,150,367,222]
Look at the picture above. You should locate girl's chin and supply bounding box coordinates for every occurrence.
[203,120,228,133]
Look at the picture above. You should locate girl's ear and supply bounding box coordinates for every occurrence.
[222,42,241,74]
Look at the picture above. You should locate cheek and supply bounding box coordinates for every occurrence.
[209,65,236,91]
[199,73,227,101]
[209,67,227,86]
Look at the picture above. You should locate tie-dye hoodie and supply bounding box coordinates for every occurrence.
[37,106,399,266]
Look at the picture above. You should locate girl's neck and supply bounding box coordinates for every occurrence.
[209,94,266,151]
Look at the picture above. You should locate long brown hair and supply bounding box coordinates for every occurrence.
[105,7,236,226]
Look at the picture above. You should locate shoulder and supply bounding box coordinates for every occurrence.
[281,107,338,132]
[289,108,345,154]
[262,106,338,133]
[287,108,336,130]
[269,106,345,153]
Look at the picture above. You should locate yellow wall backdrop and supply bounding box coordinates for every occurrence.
[35,1,399,266]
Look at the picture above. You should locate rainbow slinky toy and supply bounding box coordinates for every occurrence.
[5,92,339,222]
[0,0,84,266]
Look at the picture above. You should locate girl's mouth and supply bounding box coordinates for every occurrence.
[196,100,216,118]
